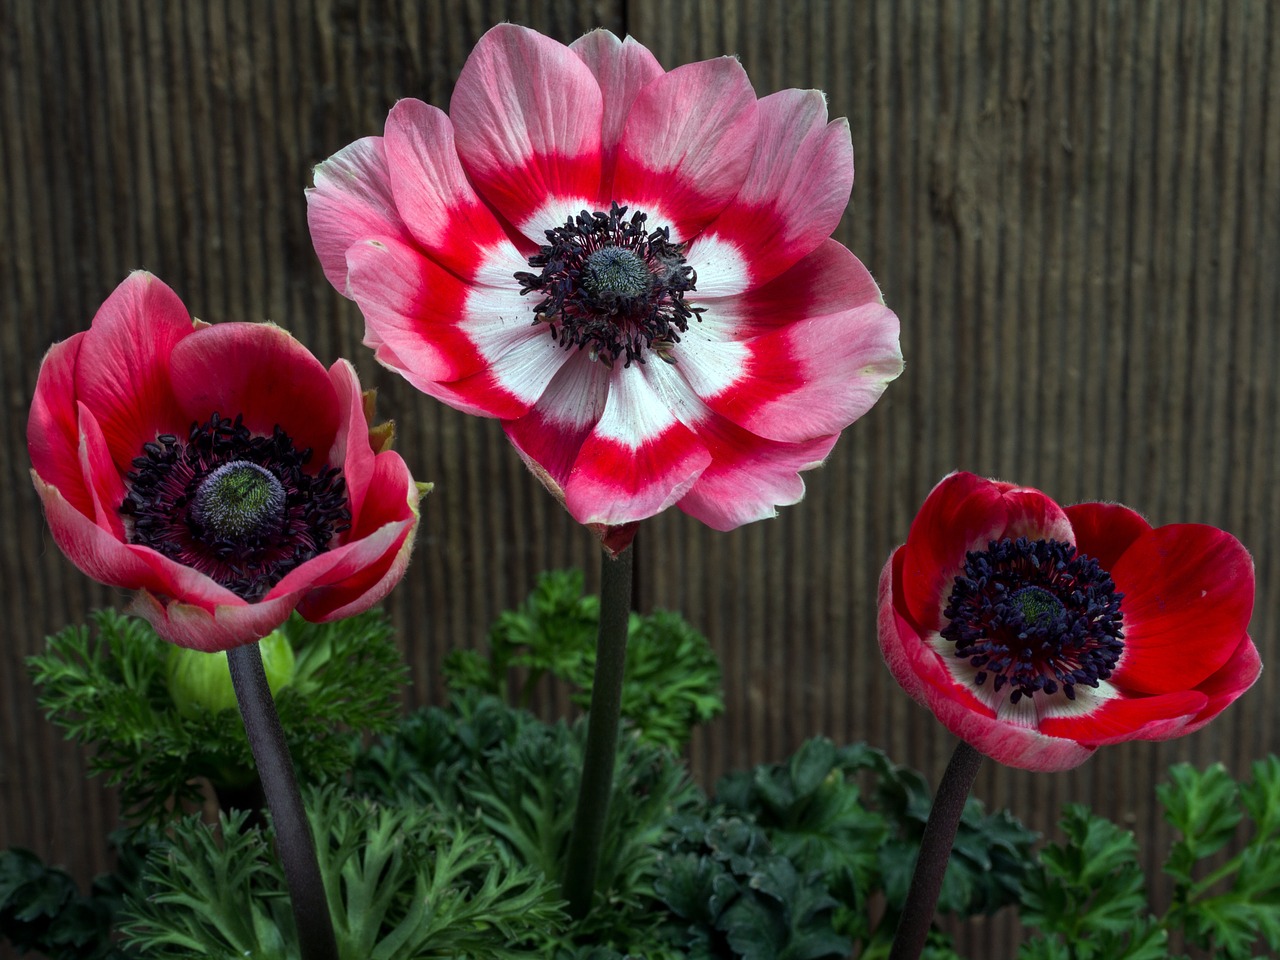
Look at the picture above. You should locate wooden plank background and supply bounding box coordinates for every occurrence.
[1,1,1275,956]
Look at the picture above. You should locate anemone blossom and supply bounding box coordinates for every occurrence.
[878,472,1260,771]
[28,272,420,651]
[308,24,902,534]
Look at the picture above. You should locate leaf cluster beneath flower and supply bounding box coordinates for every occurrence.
[443,569,724,751]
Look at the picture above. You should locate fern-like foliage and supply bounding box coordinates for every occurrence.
[443,570,723,750]
[119,786,564,959]
[28,609,406,825]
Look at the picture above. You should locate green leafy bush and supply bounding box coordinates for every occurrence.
[28,609,406,824]
[444,570,723,750]
[1018,757,1280,959]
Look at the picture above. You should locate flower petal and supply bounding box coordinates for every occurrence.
[295,453,419,622]
[32,472,161,590]
[307,135,413,295]
[693,300,902,443]
[693,238,885,334]
[324,359,376,523]
[503,351,611,503]
[1064,501,1152,571]
[131,589,301,652]
[676,415,839,531]
[569,29,665,194]
[77,402,128,536]
[74,272,193,471]
[900,473,1074,634]
[382,98,523,281]
[1038,690,1207,745]
[1110,524,1255,695]
[344,236,555,421]
[562,366,710,525]
[1180,634,1262,735]
[168,322,341,463]
[29,332,93,517]
[450,24,603,235]
[612,56,758,242]
[688,89,854,294]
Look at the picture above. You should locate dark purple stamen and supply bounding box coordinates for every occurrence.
[941,537,1124,703]
[120,413,350,601]
[514,201,703,368]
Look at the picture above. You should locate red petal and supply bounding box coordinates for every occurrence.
[1064,501,1151,571]
[74,272,193,471]
[503,352,611,505]
[451,24,603,233]
[295,453,419,622]
[1181,633,1262,735]
[695,239,885,335]
[76,402,128,536]
[692,89,854,291]
[562,367,710,525]
[697,300,901,444]
[676,414,839,531]
[612,56,758,241]
[325,360,375,523]
[1039,690,1207,745]
[168,322,340,465]
[131,589,301,652]
[382,98,520,281]
[899,473,1072,633]
[345,236,545,420]
[29,332,93,518]
[1109,524,1255,694]
[569,30,665,195]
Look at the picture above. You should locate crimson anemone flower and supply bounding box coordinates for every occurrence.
[878,472,1260,772]
[28,272,420,652]
[307,24,902,534]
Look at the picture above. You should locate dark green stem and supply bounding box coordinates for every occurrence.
[228,642,338,960]
[889,739,984,960]
[562,542,635,918]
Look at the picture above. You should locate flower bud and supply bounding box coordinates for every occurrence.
[166,630,296,718]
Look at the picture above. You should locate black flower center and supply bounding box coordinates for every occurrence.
[120,413,351,601]
[940,537,1125,704]
[514,201,703,368]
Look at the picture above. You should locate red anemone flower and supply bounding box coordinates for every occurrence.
[878,472,1260,772]
[307,24,902,534]
[28,272,420,652]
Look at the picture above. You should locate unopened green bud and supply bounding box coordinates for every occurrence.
[166,630,296,718]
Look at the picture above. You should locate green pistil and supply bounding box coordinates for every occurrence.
[192,461,286,541]
[582,247,652,299]
[1011,585,1064,625]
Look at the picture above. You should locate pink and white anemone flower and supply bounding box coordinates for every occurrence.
[308,24,903,539]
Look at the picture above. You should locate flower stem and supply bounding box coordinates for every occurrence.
[227,642,338,960]
[888,739,984,960]
[563,541,635,919]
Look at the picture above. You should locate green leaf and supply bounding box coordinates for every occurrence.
[1240,756,1280,843]
[1158,762,1243,884]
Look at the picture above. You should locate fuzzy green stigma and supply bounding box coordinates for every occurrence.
[582,247,653,300]
[1011,585,1065,625]
[190,461,286,542]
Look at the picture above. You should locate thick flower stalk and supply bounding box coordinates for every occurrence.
[28,271,420,652]
[878,472,1260,772]
[307,24,902,535]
